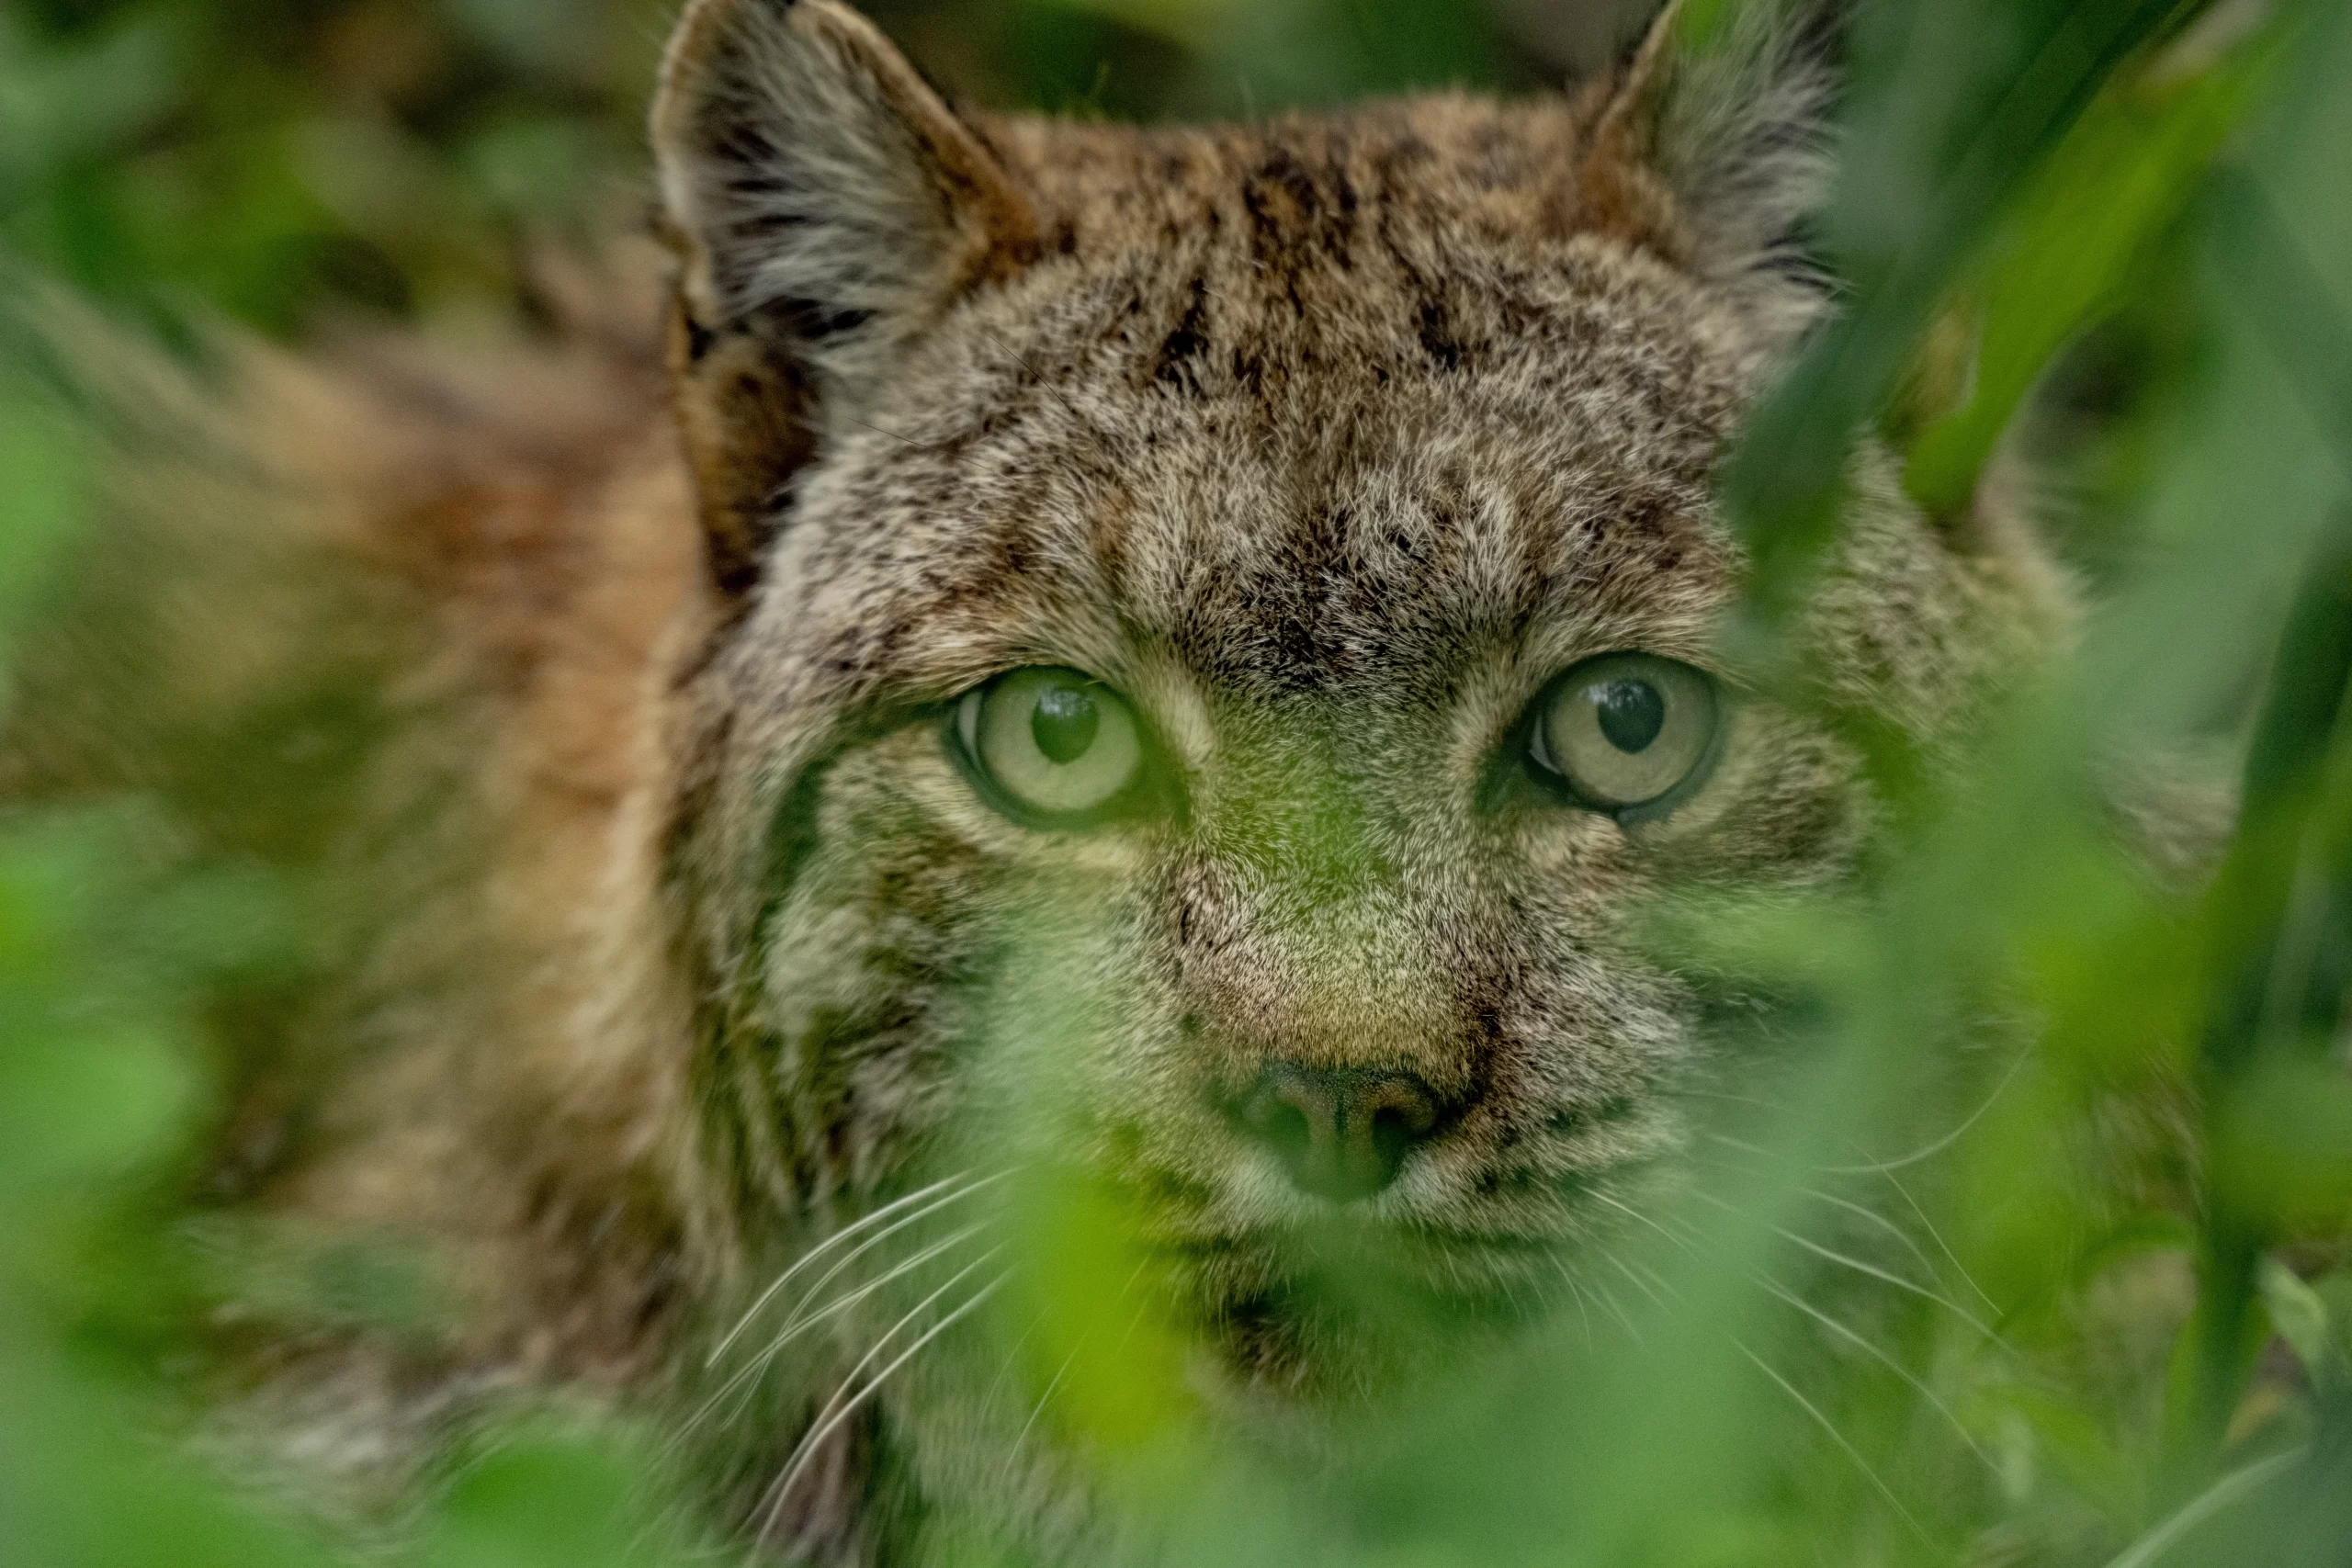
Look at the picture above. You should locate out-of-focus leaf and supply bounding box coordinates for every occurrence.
[424,1430,693,1568]
[1905,39,2266,516]
[2260,1259,2332,1378]
[0,390,84,622]
[1728,0,2188,634]
[0,9,178,201]
[2210,1061,2352,1229]
[2,1,2351,1566]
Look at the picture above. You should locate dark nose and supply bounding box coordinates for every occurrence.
[1236,1063,1444,1203]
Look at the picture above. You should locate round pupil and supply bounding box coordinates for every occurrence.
[1591,679,1666,754]
[1031,683,1101,764]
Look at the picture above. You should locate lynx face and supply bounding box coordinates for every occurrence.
[654,0,2057,1413]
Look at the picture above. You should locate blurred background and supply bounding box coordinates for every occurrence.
[4,2,2350,1567]
[0,0,1651,334]
[0,0,2203,587]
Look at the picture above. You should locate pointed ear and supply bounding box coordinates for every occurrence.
[1577,0,1843,341]
[650,0,1038,593]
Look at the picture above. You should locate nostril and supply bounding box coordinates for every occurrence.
[1232,1063,1445,1204]
[1248,1091,1312,1160]
[1238,1070,1327,1171]
[1368,1103,1418,1174]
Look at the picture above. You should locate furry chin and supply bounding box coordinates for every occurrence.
[1142,1224,1564,1404]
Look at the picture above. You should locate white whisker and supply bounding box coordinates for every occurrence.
[781,1221,992,1344]
[1703,1131,1780,1165]
[1875,1167,2000,1314]
[1818,1050,2030,1176]
[1798,1187,1951,1292]
[1735,1339,1938,1551]
[1016,1341,1086,1457]
[1005,1257,1151,1464]
[1109,1299,1152,1363]
[1667,1085,1794,1113]
[1690,1190,1998,1342]
[1585,1187,1702,1259]
[679,1220,989,1450]
[1771,1226,1996,1341]
[1755,1275,1999,1475]
[1586,1279,1647,1346]
[1626,1255,1686,1306]
[1553,1263,1599,1352]
[758,1253,1007,1539]
[771,1192,994,1344]
[707,1171,999,1368]
[983,1307,1050,1420]
[1600,1246,1677,1311]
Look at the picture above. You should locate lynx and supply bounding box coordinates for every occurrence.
[12,0,2077,1561]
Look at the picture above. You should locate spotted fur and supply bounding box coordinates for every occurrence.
[10,1,2076,1561]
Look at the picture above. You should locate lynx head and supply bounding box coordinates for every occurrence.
[648,0,2063,1410]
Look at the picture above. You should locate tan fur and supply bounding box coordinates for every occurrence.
[11,2,2081,1560]
[12,256,718,1434]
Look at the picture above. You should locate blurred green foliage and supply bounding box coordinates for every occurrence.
[0,0,1558,333]
[4,0,2352,1566]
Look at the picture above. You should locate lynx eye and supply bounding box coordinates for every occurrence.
[954,667,1145,826]
[1528,653,1720,813]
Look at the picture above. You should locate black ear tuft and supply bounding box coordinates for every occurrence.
[652,0,1035,391]
[649,0,1038,592]
[1588,0,1851,344]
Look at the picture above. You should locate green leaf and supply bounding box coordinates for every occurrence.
[1905,39,2267,516]
[2260,1259,2332,1378]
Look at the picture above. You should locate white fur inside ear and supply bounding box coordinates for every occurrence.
[653,0,962,378]
[1648,2,1840,342]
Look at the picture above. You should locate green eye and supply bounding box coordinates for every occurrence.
[954,667,1146,825]
[1529,653,1720,813]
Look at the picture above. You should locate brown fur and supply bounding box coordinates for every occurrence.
[10,2,2082,1560]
